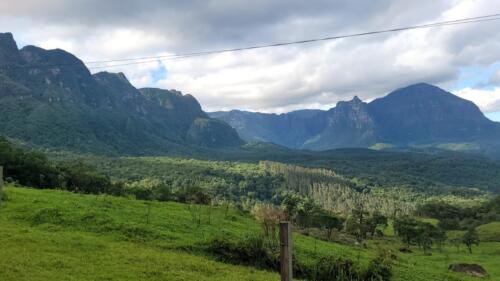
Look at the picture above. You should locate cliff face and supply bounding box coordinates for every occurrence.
[0,32,243,155]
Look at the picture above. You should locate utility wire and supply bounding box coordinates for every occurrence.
[85,12,500,67]
[1,13,500,71]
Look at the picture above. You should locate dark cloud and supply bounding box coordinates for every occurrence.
[1,0,499,112]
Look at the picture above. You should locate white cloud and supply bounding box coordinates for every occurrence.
[1,0,500,112]
[454,87,500,113]
[490,70,500,85]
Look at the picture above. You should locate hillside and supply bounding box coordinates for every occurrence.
[0,186,279,281]
[211,84,500,152]
[1,186,499,281]
[0,32,243,155]
[2,140,499,280]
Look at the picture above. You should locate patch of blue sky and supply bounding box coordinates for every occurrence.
[485,111,500,122]
[151,61,168,83]
[453,63,500,90]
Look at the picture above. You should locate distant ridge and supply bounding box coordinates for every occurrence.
[211,83,500,151]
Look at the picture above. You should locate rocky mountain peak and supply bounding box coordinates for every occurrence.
[0,32,21,63]
[0,32,18,51]
[351,95,362,103]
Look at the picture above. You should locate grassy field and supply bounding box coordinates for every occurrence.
[1,186,498,281]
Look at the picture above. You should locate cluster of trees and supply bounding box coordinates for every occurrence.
[253,192,390,245]
[1,141,285,206]
[345,207,388,242]
[393,217,446,254]
[0,138,115,194]
[393,216,483,254]
[70,155,284,203]
[416,198,500,230]
[214,195,393,281]
[251,193,346,244]
[301,148,500,194]
[262,161,419,216]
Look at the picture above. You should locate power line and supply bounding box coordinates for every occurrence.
[84,13,500,69]
[1,13,500,71]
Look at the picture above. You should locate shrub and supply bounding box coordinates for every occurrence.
[364,254,392,281]
[207,234,393,281]
[207,234,279,270]
[251,203,284,241]
[311,256,362,281]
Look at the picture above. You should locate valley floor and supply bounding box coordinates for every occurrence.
[0,186,498,281]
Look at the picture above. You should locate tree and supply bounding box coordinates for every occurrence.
[432,227,447,251]
[317,213,344,239]
[366,212,388,237]
[347,204,370,242]
[462,227,479,254]
[416,223,435,254]
[393,216,419,247]
[296,198,321,228]
[280,192,303,221]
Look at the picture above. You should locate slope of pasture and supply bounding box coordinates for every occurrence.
[0,186,499,281]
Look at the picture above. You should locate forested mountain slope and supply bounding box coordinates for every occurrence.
[0,32,243,155]
[211,84,500,151]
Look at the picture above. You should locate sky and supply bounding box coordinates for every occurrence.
[1,0,500,120]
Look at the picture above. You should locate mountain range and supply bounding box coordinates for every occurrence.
[210,83,500,151]
[1,32,500,156]
[0,32,242,155]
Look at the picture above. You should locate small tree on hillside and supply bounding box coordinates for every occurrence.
[317,213,344,240]
[252,203,284,247]
[366,211,388,237]
[462,227,480,254]
[393,216,419,248]
[416,223,435,254]
[280,192,303,222]
[432,227,447,252]
[296,198,321,228]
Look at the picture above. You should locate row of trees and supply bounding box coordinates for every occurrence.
[393,216,481,254]
[416,198,500,230]
[0,137,115,194]
[253,192,391,245]
[262,161,420,216]
[393,217,446,254]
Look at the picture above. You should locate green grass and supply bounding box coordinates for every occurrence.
[477,222,500,242]
[0,186,279,281]
[1,186,499,281]
[0,222,278,281]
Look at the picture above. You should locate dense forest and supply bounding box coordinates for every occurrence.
[2,138,492,216]
[261,161,422,216]
[296,148,500,194]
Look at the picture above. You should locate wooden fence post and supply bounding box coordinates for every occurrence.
[280,221,292,281]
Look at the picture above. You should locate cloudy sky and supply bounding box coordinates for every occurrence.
[1,0,500,120]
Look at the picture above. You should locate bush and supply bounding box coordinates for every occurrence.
[207,234,393,281]
[311,256,361,281]
[207,234,279,270]
[364,254,392,281]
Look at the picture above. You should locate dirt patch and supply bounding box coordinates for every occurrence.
[448,263,488,277]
